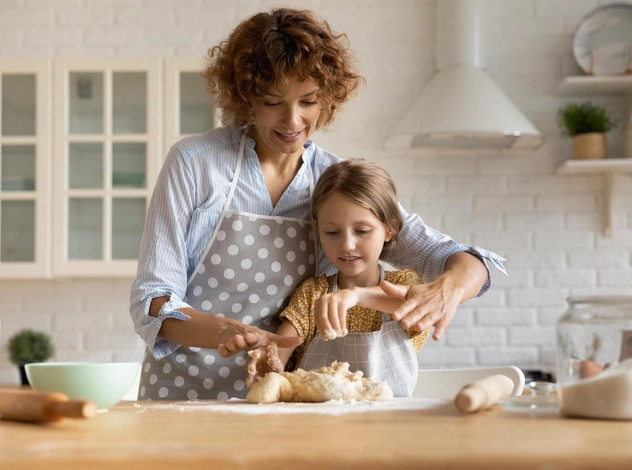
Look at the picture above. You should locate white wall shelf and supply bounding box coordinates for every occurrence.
[557,158,632,174]
[556,158,632,237]
[556,76,632,237]
[557,74,632,159]
[556,75,632,95]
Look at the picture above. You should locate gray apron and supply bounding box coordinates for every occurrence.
[298,265,418,397]
[139,131,316,400]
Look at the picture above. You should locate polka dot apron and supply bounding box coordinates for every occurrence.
[298,265,418,397]
[139,132,316,401]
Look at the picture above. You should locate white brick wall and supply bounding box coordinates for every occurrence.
[1,0,631,384]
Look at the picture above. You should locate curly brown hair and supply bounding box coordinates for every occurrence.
[311,159,403,256]
[203,8,363,128]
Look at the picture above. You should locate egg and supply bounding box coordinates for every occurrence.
[579,360,604,379]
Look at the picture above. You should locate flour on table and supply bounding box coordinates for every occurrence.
[246,361,393,404]
[134,397,447,416]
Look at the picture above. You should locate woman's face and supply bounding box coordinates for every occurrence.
[250,78,321,161]
[316,192,393,289]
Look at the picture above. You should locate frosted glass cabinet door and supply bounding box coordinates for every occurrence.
[54,58,160,277]
[0,60,51,278]
[164,58,218,153]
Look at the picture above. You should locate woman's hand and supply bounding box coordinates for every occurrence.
[382,252,488,341]
[245,342,285,388]
[380,277,463,341]
[218,318,302,358]
[313,289,361,340]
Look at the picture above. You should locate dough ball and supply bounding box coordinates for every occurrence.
[246,361,393,404]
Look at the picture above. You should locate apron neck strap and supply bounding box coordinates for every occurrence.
[221,130,248,214]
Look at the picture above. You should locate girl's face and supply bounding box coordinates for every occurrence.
[250,78,321,161]
[316,192,393,288]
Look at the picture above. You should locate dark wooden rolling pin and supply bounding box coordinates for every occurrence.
[0,389,97,423]
[454,375,514,413]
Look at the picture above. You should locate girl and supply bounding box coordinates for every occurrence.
[244,158,431,397]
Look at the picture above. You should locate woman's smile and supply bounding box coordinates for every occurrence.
[250,79,321,161]
[274,129,304,143]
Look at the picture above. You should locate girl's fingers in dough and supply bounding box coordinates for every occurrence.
[263,342,284,373]
[324,295,346,339]
[314,299,334,340]
[245,348,263,387]
[328,299,342,336]
[336,296,349,337]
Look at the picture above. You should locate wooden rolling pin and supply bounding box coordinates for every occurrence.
[454,375,514,413]
[0,389,97,423]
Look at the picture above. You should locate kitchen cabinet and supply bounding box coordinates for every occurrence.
[556,75,632,236]
[0,57,219,279]
[0,60,51,279]
[164,57,219,153]
[53,58,161,277]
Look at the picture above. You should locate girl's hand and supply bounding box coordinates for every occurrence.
[218,319,302,358]
[380,276,464,341]
[313,289,361,340]
[245,342,285,388]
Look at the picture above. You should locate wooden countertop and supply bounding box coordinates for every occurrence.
[1,397,632,469]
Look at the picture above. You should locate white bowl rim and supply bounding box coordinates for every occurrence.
[26,361,140,368]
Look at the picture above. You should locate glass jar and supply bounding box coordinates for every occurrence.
[556,296,632,419]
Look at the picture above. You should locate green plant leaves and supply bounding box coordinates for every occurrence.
[557,102,617,136]
[7,329,54,366]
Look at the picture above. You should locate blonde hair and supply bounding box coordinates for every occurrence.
[203,8,363,128]
[311,159,403,255]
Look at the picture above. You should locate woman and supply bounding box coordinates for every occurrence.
[129,8,505,401]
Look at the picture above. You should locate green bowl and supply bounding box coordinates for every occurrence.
[25,362,140,410]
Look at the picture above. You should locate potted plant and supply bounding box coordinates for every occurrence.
[557,102,617,159]
[7,329,54,386]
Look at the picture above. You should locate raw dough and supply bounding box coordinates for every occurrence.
[246,361,393,404]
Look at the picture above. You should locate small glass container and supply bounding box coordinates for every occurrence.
[556,296,632,418]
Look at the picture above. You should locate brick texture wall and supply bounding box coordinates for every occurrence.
[1,0,631,384]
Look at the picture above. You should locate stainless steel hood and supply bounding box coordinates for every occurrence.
[386,0,544,150]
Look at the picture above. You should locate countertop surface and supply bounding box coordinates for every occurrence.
[1,396,632,469]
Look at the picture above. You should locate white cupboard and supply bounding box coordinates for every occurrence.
[0,60,51,278]
[0,57,217,279]
[164,57,218,154]
[53,58,162,277]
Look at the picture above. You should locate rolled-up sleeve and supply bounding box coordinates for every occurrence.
[383,204,506,298]
[129,145,196,358]
[133,294,191,358]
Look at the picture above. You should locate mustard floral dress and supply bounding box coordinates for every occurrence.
[281,269,430,366]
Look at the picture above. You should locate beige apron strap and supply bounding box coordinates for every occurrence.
[187,131,247,286]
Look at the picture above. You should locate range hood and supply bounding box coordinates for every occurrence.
[386,0,543,150]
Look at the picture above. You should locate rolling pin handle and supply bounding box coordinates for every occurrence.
[454,374,514,413]
[50,399,98,420]
[0,389,97,423]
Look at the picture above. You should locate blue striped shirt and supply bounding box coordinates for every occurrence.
[129,125,506,358]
